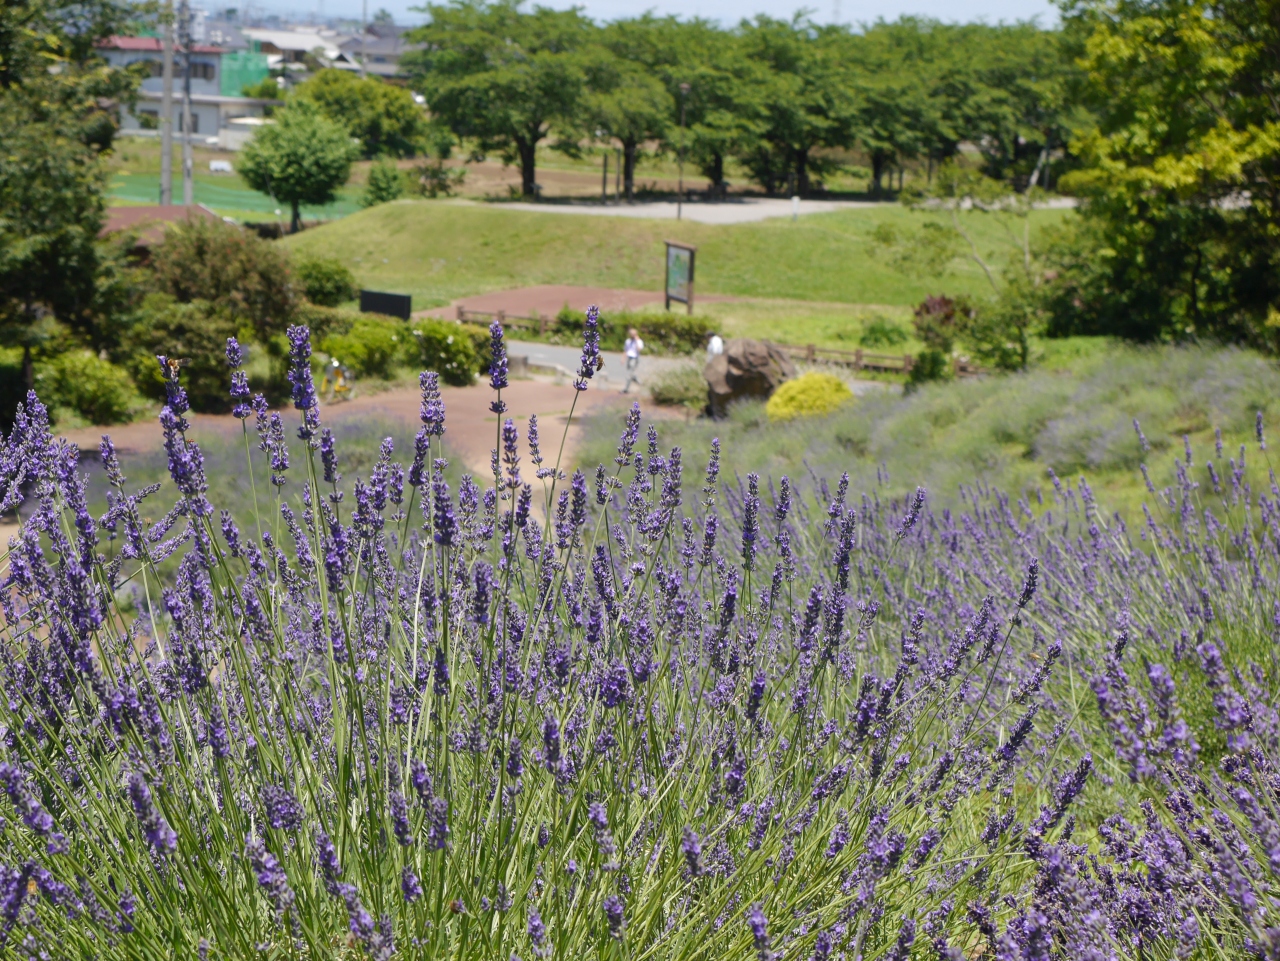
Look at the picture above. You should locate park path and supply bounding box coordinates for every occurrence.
[61,367,683,480]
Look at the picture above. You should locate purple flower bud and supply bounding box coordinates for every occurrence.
[226,336,245,368]
[575,305,601,390]
[128,773,176,855]
[602,894,625,939]
[747,904,773,961]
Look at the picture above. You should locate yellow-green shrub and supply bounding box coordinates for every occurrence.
[765,372,853,422]
[320,316,406,378]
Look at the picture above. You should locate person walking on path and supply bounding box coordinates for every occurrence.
[706,331,724,362]
[622,328,644,393]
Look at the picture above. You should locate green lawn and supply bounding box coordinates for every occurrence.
[108,171,362,222]
[283,199,1072,315]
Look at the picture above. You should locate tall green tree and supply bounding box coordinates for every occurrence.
[406,0,593,197]
[1045,0,1280,345]
[736,16,856,196]
[0,0,141,389]
[294,68,430,158]
[585,19,679,201]
[239,101,357,232]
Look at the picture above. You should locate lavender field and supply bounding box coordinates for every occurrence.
[0,315,1278,961]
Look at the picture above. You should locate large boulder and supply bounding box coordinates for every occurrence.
[704,338,797,418]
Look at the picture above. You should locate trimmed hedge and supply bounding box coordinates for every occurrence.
[551,308,718,355]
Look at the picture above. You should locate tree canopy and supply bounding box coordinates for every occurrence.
[405,0,594,197]
[294,69,431,159]
[239,101,358,232]
[0,0,141,387]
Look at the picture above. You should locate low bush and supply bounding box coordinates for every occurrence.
[765,370,853,421]
[859,315,910,348]
[907,347,953,387]
[648,362,707,410]
[123,293,239,412]
[361,158,405,208]
[319,315,405,378]
[295,256,358,307]
[408,318,478,386]
[148,217,298,341]
[553,307,717,355]
[37,349,139,424]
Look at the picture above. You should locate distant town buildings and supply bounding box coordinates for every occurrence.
[102,8,424,150]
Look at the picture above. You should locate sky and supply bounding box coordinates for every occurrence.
[242,0,1058,30]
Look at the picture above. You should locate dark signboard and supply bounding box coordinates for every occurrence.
[360,289,412,320]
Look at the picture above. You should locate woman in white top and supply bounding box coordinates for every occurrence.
[622,328,644,394]
[706,332,724,361]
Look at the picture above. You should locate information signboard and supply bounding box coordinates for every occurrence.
[664,241,696,314]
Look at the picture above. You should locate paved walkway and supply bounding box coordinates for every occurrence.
[491,197,882,225]
[63,374,680,480]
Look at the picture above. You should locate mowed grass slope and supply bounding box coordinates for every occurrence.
[282,198,1073,309]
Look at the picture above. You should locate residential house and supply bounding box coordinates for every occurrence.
[337,23,424,79]
[100,36,277,148]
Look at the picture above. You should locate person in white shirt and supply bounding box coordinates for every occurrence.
[622,328,644,394]
[706,332,724,361]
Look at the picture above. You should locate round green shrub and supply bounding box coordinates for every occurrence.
[124,293,240,412]
[39,350,138,425]
[765,371,853,422]
[409,319,478,387]
[362,158,405,208]
[296,257,358,307]
[320,316,405,378]
[907,348,954,387]
[650,363,707,410]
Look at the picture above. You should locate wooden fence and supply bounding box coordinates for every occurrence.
[455,306,552,334]
[453,306,982,377]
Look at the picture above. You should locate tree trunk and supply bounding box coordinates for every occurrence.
[710,151,724,193]
[871,151,888,194]
[517,137,537,198]
[290,199,301,234]
[21,344,33,394]
[795,147,809,197]
[623,139,637,203]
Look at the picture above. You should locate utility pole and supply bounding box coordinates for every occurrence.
[677,82,689,221]
[614,147,620,200]
[179,0,194,205]
[360,0,367,78]
[601,152,608,203]
[160,0,175,205]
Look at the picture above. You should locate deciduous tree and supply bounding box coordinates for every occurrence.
[239,101,357,232]
[406,0,592,197]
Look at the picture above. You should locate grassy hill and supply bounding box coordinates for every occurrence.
[281,198,1072,312]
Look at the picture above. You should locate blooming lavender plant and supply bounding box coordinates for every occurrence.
[0,329,1277,961]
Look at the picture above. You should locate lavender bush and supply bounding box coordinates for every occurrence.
[0,320,1278,960]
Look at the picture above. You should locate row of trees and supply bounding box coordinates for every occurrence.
[404,4,1081,198]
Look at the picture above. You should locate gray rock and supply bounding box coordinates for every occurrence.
[704,338,797,418]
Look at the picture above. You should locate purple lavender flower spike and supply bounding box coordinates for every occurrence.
[747,904,773,961]
[575,305,601,390]
[225,336,245,368]
[127,773,177,856]
[286,325,320,440]
[488,321,508,412]
[246,835,295,918]
[1258,410,1267,449]
[602,894,625,939]
[895,486,925,539]
[1132,418,1149,453]
[401,865,422,902]
[420,371,445,436]
[0,765,53,836]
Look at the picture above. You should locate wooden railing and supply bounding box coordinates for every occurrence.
[455,306,552,334]
[451,307,982,377]
[775,342,982,377]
